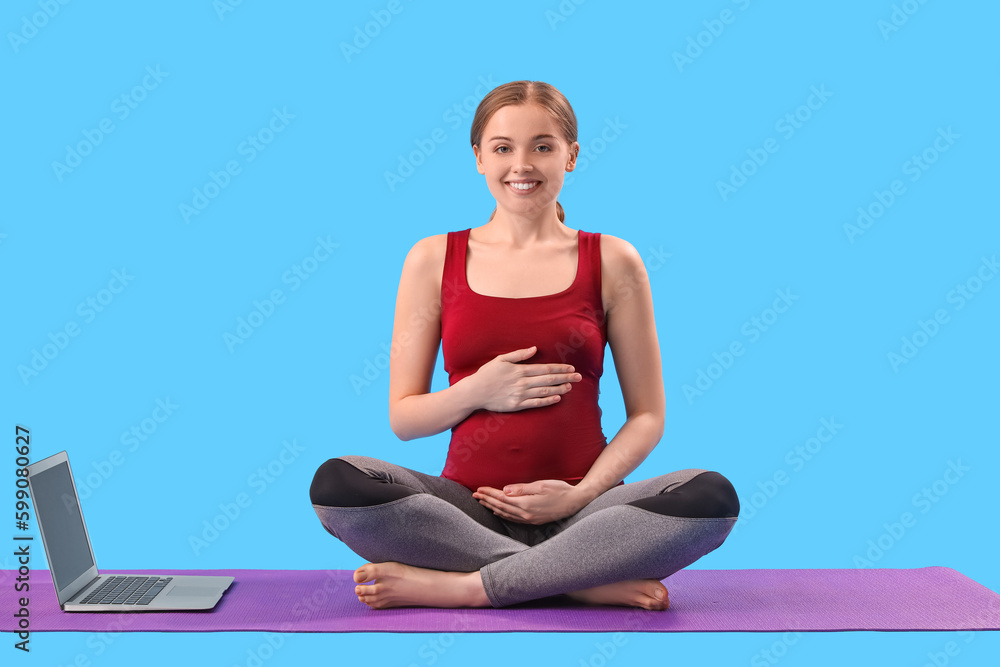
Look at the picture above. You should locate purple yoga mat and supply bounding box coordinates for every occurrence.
[2,567,999,633]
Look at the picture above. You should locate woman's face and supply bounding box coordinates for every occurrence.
[474,103,578,220]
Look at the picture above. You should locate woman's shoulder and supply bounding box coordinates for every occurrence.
[403,231,452,258]
[595,232,644,272]
[399,233,452,284]
[595,233,651,312]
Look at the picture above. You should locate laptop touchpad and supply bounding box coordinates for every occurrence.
[167,586,218,597]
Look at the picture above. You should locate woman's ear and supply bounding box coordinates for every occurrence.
[473,144,486,175]
[566,141,580,171]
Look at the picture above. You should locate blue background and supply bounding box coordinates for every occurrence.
[3,0,998,664]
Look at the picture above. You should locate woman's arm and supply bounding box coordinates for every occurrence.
[573,234,666,504]
[387,235,479,441]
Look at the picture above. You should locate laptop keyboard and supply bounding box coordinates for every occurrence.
[79,576,173,605]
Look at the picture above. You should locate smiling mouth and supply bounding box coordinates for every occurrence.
[505,180,540,192]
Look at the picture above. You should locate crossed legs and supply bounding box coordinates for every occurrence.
[310,455,739,609]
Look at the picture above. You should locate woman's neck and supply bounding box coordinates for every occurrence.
[478,213,572,248]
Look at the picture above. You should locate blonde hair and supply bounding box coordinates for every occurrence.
[470,80,578,223]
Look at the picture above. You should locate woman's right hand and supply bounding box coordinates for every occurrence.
[466,346,582,413]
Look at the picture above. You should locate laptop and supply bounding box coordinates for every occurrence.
[26,451,234,611]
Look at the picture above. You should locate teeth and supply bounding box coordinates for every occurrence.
[508,181,538,190]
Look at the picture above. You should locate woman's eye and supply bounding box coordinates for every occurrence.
[494,145,552,154]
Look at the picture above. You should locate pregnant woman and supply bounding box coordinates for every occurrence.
[310,80,740,610]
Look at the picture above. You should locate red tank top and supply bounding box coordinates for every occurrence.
[440,227,610,491]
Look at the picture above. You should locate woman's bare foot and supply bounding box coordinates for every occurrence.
[353,562,491,609]
[566,579,669,610]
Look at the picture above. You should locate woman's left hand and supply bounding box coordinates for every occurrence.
[473,480,589,525]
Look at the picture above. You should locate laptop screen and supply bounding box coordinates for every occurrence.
[29,461,95,592]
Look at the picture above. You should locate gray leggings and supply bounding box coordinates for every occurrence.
[310,455,739,608]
